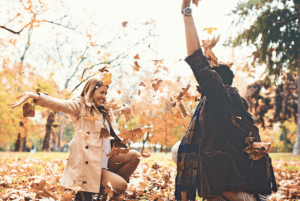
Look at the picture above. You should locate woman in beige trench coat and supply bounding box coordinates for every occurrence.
[12,77,141,200]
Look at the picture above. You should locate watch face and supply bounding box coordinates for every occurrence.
[185,8,192,15]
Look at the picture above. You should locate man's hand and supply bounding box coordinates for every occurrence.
[181,0,191,10]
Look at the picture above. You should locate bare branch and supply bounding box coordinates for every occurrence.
[0,25,25,34]
[269,15,300,24]
[20,29,33,64]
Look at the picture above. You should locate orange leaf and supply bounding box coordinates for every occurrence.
[102,73,112,85]
[203,27,218,35]
[138,90,141,96]
[106,144,130,157]
[78,130,89,140]
[117,90,121,94]
[23,102,35,117]
[84,116,100,122]
[134,54,140,59]
[131,61,141,72]
[119,128,143,143]
[151,79,162,92]
[100,126,110,139]
[178,101,187,117]
[122,21,128,27]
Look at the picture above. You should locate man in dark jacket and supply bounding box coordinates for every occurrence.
[175,0,277,200]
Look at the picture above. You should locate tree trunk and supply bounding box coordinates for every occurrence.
[293,74,300,155]
[42,112,56,152]
[15,133,21,152]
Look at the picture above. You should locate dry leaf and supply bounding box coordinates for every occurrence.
[106,144,130,157]
[102,72,112,85]
[104,181,114,198]
[117,90,121,94]
[152,162,161,170]
[122,21,128,27]
[84,116,100,122]
[203,27,218,35]
[141,149,151,158]
[151,79,162,92]
[139,82,145,87]
[99,66,109,73]
[23,102,35,117]
[178,101,187,117]
[138,90,141,96]
[119,128,143,143]
[78,130,89,140]
[134,54,140,59]
[177,85,191,100]
[131,61,141,72]
[243,142,270,160]
[100,126,110,138]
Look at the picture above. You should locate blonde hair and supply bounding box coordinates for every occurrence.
[80,77,109,107]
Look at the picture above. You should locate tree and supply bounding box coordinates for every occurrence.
[228,0,300,154]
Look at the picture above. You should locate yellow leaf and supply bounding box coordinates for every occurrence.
[203,27,218,35]
[102,73,112,85]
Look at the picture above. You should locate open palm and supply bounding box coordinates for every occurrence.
[12,92,32,109]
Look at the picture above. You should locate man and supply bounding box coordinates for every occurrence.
[174,0,277,200]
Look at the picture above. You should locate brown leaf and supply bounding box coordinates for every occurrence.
[117,90,121,94]
[119,128,143,143]
[152,162,161,170]
[122,21,128,27]
[131,61,141,72]
[178,101,187,117]
[243,142,270,160]
[23,102,35,117]
[84,116,100,122]
[139,82,145,87]
[141,149,151,158]
[193,0,200,6]
[103,181,114,197]
[100,126,110,139]
[78,130,89,140]
[138,90,141,96]
[134,54,140,59]
[177,84,191,100]
[151,79,162,92]
[106,144,130,157]
[99,66,109,73]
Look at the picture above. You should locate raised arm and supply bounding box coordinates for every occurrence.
[12,92,81,115]
[182,0,201,56]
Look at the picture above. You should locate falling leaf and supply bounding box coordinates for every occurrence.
[77,130,89,140]
[103,181,114,198]
[179,102,187,117]
[151,79,162,92]
[117,90,121,94]
[102,72,112,85]
[134,54,140,59]
[203,27,218,35]
[23,102,35,117]
[106,144,130,157]
[99,66,109,73]
[138,90,141,96]
[100,126,110,139]
[137,180,148,190]
[122,21,128,27]
[119,128,143,143]
[84,116,100,122]
[97,51,101,55]
[193,0,200,6]
[139,82,145,87]
[131,61,141,72]
[177,84,191,100]
[243,142,271,160]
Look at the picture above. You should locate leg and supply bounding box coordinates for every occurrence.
[100,168,128,196]
[108,150,140,182]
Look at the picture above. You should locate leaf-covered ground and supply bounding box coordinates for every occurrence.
[0,152,299,200]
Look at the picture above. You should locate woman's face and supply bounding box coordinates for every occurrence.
[91,86,108,107]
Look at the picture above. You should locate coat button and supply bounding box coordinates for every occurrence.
[87,131,90,135]
[85,146,89,149]
[85,161,88,164]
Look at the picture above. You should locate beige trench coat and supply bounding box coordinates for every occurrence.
[34,93,121,193]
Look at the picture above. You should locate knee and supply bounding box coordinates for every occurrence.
[115,180,127,194]
[129,150,141,160]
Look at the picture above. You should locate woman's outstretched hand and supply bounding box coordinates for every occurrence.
[12,92,36,109]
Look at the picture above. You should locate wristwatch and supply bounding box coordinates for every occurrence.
[181,7,192,16]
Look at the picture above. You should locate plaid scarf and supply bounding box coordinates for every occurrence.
[175,99,204,201]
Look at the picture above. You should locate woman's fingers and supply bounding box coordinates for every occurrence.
[16,93,24,99]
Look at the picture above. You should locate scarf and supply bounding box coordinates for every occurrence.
[175,99,204,200]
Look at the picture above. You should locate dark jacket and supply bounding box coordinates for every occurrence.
[175,48,276,199]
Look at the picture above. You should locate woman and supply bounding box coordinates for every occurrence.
[12,77,141,200]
